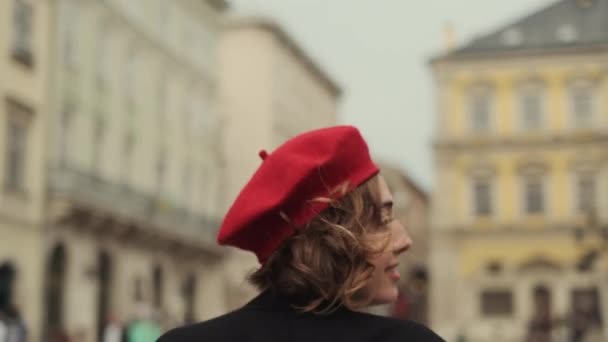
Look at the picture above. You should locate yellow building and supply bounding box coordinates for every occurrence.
[218,16,342,309]
[430,1,608,341]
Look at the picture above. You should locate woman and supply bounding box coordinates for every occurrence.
[158,126,445,341]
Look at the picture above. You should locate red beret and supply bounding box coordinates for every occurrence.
[217,126,379,263]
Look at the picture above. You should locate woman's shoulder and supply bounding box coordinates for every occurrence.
[156,306,446,342]
[347,311,446,342]
[156,310,247,342]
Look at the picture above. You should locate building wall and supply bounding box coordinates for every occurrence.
[220,20,340,211]
[34,0,229,341]
[219,27,276,210]
[43,228,228,341]
[434,54,608,139]
[48,0,223,219]
[0,0,51,340]
[270,31,338,145]
[218,19,341,308]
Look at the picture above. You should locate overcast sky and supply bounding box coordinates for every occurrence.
[228,0,557,190]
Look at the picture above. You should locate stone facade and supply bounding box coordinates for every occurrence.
[0,0,52,340]
[1,0,230,341]
[218,16,341,308]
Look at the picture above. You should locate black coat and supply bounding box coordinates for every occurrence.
[157,291,445,342]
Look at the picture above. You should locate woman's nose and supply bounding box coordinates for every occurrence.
[394,223,412,255]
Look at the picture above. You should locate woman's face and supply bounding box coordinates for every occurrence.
[364,175,412,306]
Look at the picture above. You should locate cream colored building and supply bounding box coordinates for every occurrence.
[3,0,230,341]
[0,0,52,340]
[371,164,431,324]
[218,17,342,308]
[430,1,608,341]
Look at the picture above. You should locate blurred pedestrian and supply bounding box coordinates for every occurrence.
[0,310,8,342]
[126,304,161,342]
[157,127,445,341]
[4,305,26,342]
[49,328,70,342]
[102,314,123,342]
[127,318,160,342]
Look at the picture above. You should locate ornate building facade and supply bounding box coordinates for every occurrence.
[430,1,608,341]
[2,0,229,341]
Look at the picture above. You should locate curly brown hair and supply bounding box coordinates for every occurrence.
[248,177,391,313]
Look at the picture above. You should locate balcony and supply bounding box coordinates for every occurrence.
[47,164,223,256]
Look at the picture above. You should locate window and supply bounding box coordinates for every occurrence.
[157,72,167,129]
[570,288,602,326]
[91,116,105,173]
[4,99,32,192]
[486,261,503,275]
[502,28,523,46]
[58,103,74,164]
[473,179,493,216]
[182,164,191,208]
[570,86,594,128]
[557,24,578,43]
[199,27,212,67]
[124,47,136,108]
[62,5,77,68]
[524,178,544,214]
[155,148,166,197]
[133,277,143,302]
[158,0,168,27]
[122,131,135,185]
[11,0,33,66]
[184,94,200,139]
[196,100,211,138]
[182,103,192,143]
[182,22,194,51]
[123,1,138,20]
[532,285,551,318]
[520,91,543,130]
[95,28,109,87]
[481,290,513,316]
[577,175,596,214]
[470,93,492,132]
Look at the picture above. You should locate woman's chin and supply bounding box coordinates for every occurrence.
[370,286,399,306]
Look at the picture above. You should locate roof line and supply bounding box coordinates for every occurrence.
[224,16,342,98]
[431,0,563,61]
[430,43,608,64]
